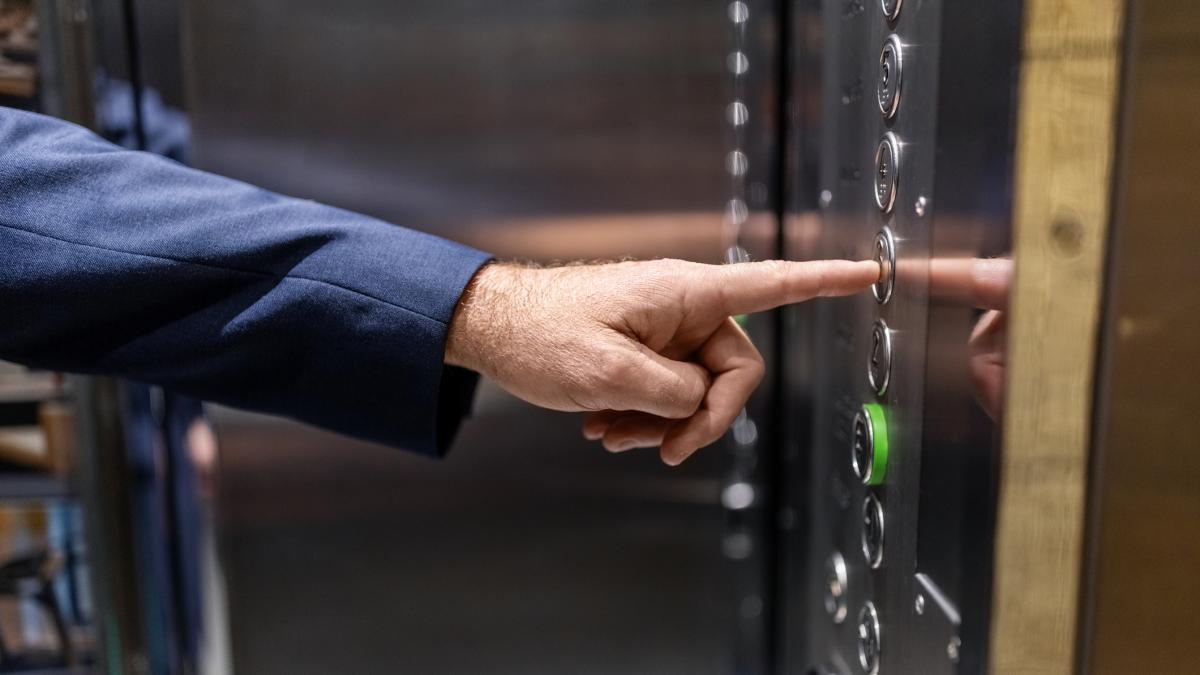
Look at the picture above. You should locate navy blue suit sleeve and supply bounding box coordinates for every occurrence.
[0,108,492,455]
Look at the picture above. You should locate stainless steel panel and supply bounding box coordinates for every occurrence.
[179,2,777,673]
[779,0,1020,673]
[184,0,733,261]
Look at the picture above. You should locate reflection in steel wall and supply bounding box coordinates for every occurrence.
[185,1,733,261]
[181,2,765,674]
[777,0,1020,673]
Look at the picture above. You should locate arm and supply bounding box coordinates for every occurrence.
[0,108,491,455]
[0,107,880,464]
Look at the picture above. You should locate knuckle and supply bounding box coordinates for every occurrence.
[743,358,766,392]
[636,260,687,296]
[749,348,766,376]
[759,260,792,297]
[594,347,635,391]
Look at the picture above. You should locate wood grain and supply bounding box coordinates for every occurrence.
[988,0,1126,673]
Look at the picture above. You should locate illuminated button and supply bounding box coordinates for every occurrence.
[851,403,889,486]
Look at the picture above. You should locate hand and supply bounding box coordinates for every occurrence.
[446,258,879,464]
[928,257,1012,420]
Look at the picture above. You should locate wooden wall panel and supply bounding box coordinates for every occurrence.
[989,0,1125,673]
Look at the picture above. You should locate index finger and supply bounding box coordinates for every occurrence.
[714,259,880,315]
[927,257,1012,311]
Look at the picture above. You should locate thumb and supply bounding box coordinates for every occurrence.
[598,341,710,419]
[712,259,879,316]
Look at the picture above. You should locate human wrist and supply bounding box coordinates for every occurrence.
[444,262,524,374]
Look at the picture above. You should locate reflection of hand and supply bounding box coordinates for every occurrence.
[929,258,1012,420]
[446,259,878,464]
[969,309,1007,420]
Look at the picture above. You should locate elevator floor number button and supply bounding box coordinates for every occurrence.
[874,132,900,212]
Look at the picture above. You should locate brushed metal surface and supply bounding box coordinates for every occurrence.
[778,0,1020,673]
[179,2,764,673]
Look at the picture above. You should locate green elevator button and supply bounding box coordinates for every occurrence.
[851,403,889,486]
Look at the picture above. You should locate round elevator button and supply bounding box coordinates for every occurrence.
[872,227,896,304]
[851,403,889,486]
[874,132,900,213]
[877,35,903,119]
[862,493,886,568]
[858,601,883,675]
[881,0,903,22]
[868,319,893,396]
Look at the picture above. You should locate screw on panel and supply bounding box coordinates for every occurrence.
[914,593,925,615]
[948,636,962,663]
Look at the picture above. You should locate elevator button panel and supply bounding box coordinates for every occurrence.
[851,403,889,486]
[782,0,1021,671]
[877,35,903,120]
[868,320,893,396]
[874,132,900,213]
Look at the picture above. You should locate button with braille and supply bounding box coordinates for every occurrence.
[877,35,903,119]
[874,132,900,213]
